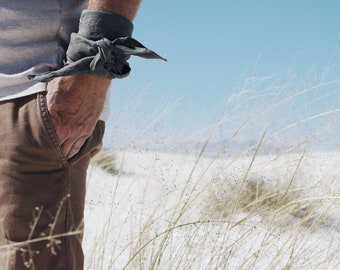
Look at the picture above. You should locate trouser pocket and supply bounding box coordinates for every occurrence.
[38,92,105,166]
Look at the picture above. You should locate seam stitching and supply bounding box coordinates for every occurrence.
[38,93,68,168]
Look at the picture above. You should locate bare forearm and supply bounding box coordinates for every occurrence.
[88,0,142,21]
[47,0,143,158]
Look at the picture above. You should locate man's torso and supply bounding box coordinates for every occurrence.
[0,0,86,100]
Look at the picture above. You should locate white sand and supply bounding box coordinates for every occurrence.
[83,150,340,270]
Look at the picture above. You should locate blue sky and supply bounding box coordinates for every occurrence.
[106,1,340,150]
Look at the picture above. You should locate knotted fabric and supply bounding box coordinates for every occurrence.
[28,10,166,82]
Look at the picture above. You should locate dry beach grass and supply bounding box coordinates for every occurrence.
[84,72,339,269]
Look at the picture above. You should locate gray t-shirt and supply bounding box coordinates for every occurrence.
[0,0,86,100]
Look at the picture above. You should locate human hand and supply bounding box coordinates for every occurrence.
[46,75,110,159]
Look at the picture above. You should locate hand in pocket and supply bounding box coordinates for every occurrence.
[46,75,110,158]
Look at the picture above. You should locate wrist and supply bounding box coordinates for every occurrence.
[79,10,133,41]
[28,6,166,82]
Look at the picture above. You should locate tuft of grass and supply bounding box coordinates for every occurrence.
[203,175,316,227]
[91,150,118,174]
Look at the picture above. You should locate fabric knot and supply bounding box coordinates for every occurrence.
[28,35,166,83]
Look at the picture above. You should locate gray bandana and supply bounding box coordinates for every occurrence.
[28,35,166,82]
[28,10,166,82]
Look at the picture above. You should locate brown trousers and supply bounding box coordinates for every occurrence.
[0,93,105,270]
